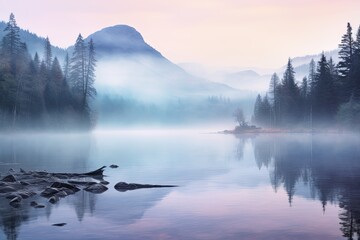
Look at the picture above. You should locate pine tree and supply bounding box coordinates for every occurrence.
[269,73,280,126]
[69,34,86,109]
[253,94,262,125]
[279,58,301,124]
[83,38,96,110]
[261,94,272,126]
[44,37,52,70]
[63,52,69,81]
[308,59,316,94]
[313,54,337,123]
[338,23,354,102]
[1,13,21,65]
[350,25,360,99]
[33,52,40,72]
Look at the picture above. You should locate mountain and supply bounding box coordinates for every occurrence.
[0,21,243,101]
[82,25,162,59]
[179,49,340,93]
[82,25,244,101]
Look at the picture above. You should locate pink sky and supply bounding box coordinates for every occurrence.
[0,0,360,68]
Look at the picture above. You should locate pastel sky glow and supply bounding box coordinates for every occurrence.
[1,0,360,68]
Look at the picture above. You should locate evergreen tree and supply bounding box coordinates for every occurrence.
[83,38,96,111]
[300,76,309,123]
[63,52,69,81]
[350,25,360,99]
[44,37,52,70]
[308,59,316,94]
[269,73,280,126]
[1,13,21,71]
[338,23,354,102]
[253,94,262,124]
[279,58,301,124]
[33,52,40,72]
[69,34,86,109]
[261,94,272,126]
[313,54,338,123]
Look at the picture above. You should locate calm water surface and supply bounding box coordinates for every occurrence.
[0,129,359,240]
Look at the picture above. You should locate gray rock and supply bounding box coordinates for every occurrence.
[84,183,108,194]
[114,182,177,192]
[50,182,80,192]
[0,186,17,193]
[34,204,45,208]
[52,223,66,227]
[41,187,60,198]
[49,195,59,204]
[1,175,16,182]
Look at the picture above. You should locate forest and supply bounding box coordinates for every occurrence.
[0,14,96,130]
[252,23,360,130]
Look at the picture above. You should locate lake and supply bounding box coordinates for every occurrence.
[0,129,359,240]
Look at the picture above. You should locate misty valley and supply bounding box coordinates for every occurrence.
[0,9,360,240]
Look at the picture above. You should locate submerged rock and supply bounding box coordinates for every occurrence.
[52,223,66,227]
[1,174,17,182]
[50,182,80,192]
[114,182,177,192]
[84,183,108,194]
[41,187,60,198]
[0,186,17,193]
[109,164,119,168]
[0,166,109,210]
[67,180,97,186]
[49,195,59,204]
[34,204,45,208]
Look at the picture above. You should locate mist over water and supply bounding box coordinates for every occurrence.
[1,131,359,239]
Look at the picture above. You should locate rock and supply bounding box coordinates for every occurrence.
[9,201,21,208]
[114,182,177,192]
[6,193,21,199]
[56,190,68,198]
[18,191,36,199]
[10,196,22,204]
[52,223,66,227]
[109,164,118,168]
[84,183,108,194]
[48,195,59,204]
[20,168,26,174]
[41,187,60,198]
[1,174,16,182]
[67,180,97,186]
[30,201,38,207]
[0,186,17,193]
[100,181,109,185]
[34,204,45,208]
[20,181,30,186]
[50,182,80,192]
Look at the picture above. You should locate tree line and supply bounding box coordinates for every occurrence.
[0,13,96,130]
[252,22,360,129]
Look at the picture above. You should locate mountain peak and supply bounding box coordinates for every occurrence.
[85,24,162,58]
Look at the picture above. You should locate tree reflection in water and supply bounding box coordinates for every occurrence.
[251,134,360,240]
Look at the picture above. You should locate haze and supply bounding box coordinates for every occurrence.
[1,0,360,68]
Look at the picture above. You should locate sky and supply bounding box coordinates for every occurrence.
[0,0,360,69]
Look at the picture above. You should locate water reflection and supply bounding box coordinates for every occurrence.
[251,134,360,239]
[1,132,360,239]
[0,133,94,240]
